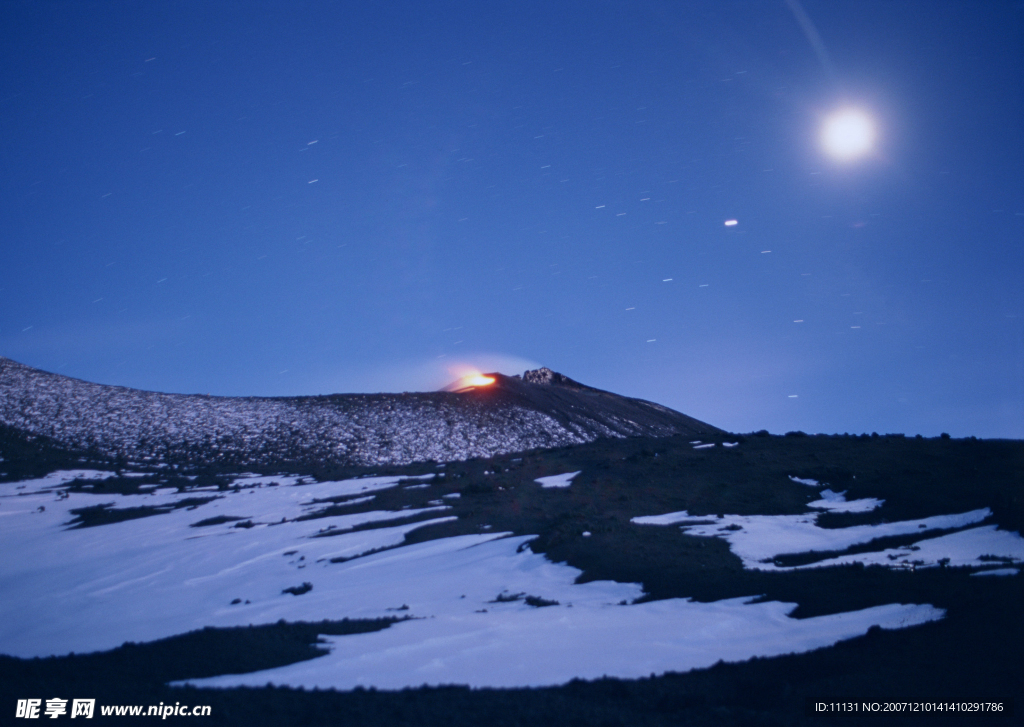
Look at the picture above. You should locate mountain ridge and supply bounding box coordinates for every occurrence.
[0,357,721,467]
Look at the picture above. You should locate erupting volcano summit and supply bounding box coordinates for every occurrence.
[0,358,721,467]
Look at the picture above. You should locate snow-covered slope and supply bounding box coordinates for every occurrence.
[0,467,949,689]
[0,425,1018,696]
[0,358,720,467]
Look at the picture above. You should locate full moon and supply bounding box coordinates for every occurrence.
[821,109,875,160]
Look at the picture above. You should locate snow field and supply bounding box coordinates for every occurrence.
[0,468,962,691]
[184,589,941,690]
[0,472,452,657]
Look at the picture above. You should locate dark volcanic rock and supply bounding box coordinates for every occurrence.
[0,357,721,467]
[490,368,720,440]
[520,368,579,386]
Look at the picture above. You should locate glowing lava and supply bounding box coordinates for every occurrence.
[463,374,495,387]
[444,368,497,391]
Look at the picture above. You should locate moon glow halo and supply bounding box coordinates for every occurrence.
[821,109,875,161]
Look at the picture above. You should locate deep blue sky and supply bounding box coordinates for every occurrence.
[1,1,1021,437]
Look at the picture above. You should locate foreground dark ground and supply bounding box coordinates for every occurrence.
[1,426,1020,725]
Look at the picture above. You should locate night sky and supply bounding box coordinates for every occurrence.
[1,1,1021,438]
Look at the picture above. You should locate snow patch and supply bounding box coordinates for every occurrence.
[633,508,1002,571]
[800,525,1024,571]
[2,470,116,492]
[970,568,1019,577]
[806,489,883,513]
[788,476,820,487]
[535,471,581,489]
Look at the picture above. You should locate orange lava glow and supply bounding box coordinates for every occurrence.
[444,365,498,391]
[444,364,499,393]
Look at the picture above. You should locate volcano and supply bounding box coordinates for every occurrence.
[0,358,720,467]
